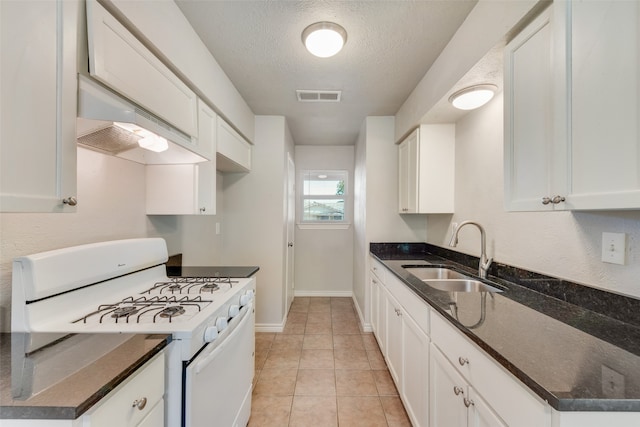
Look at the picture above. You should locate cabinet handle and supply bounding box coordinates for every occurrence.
[453,386,464,396]
[463,398,475,408]
[132,397,147,411]
[395,308,402,317]
[551,195,565,204]
[372,279,378,284]
[541,197,551,205]
[62,197,77,206]
[458,357,469,366]
[200,207,206,213]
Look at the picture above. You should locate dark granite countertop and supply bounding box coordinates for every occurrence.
[371,242,640,412]
[166,265,259,278]
[0,333,170,420]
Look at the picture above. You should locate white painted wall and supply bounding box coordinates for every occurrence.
[395,0,539,142]
[294,146,355,296]
[352,117,429,325]
[222,116,294,329]
[427,92,640,299]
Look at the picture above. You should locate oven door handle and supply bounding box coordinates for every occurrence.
[195,302,253,374]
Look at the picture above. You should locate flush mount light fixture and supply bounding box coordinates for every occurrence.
[448,84,498,110]
[302,22,347,58]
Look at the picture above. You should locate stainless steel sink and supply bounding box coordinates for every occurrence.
[404,267,469,280]
[404,267,503,293]
[422,279,503,293]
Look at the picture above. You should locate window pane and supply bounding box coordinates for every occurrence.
[302,199,345,221]
[302,171,346,196]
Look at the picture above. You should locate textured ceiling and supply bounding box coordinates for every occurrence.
[175,0,478,145]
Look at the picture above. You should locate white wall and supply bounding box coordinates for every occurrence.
[427,92,640,299]
[294,146,354,296]
[395,0,539,141]
[222,116,294,329]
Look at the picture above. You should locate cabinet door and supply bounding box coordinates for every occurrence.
[566,0,640,209]
[1,0,78,212]
[217,117,252,172]
[398,129,418,213]
[146,164,213,215]
[197,99,217,160]
[376,281,387,355]
[430,345,467,427]
[468,388,507,427]
[385,288,403,385]
[87,1,198,137]
[370,275,380,336]
[401,310,429,427]
[504,6,564,212]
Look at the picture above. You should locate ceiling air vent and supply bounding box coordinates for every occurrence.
[296,90,342,102]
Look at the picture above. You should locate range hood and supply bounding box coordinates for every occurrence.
[76,75,206,164]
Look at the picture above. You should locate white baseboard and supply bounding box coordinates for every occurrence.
[255,323,284,333]
[294,290,353,297]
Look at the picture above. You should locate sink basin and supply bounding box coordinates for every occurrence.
[424,279,503,293]
[404,267,469,281]
[404,266,503,293]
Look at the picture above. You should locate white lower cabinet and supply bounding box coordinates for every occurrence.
[370,257,429,427]
[84,352,165,427]
[430,346,507,427]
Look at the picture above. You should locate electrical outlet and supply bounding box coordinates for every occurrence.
[601,232,626,265]
[602,365,625,398]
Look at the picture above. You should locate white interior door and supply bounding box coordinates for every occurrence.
[285,153,296,312]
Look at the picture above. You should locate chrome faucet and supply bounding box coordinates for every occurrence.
[449,221,493,279]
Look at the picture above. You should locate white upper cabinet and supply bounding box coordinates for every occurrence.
[505,2,640,211]
[146,100,217,215]
[567,0,640,209]
[1,0,79,213]
[216,117,252,172]
[398,124,455,214]
[86,0,198,138]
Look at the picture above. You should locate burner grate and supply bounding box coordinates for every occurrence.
[73,295,212,324]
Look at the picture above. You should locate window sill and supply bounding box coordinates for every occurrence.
[297,223,351,230]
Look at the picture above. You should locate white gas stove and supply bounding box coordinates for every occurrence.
[11,238,256,427]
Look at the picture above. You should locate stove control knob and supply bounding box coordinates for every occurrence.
[215,317,228,332]
[239,293,252,306]
[203,326,219,343]
[229,304,240,318]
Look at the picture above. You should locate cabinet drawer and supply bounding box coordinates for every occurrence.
[385,272,429,336]
[370,257,386,283]
[431,312,548,427]
[85,353,165,427]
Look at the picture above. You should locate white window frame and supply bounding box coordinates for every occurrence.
[298,169,350,229]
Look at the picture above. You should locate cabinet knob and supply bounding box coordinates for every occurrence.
[551,195,565,204]
[458,356,469,366]
[288,242,294,247]
[463,398,475,408]
[200,207,206,213]
[62,197,77,206]
[541,197,551,205]
[132,397,147,411]
[453,386,464,396]
[395,308,402,317]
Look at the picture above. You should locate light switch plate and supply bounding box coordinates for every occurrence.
[601,232,626,265]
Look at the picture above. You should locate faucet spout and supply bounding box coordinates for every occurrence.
[449,220,493,279]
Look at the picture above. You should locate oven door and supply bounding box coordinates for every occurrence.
[184,302,254,427]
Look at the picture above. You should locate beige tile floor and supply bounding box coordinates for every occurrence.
[249,297,411,427]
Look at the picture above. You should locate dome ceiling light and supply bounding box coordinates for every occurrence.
[302,22,347,58]
[448,84,498,110]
